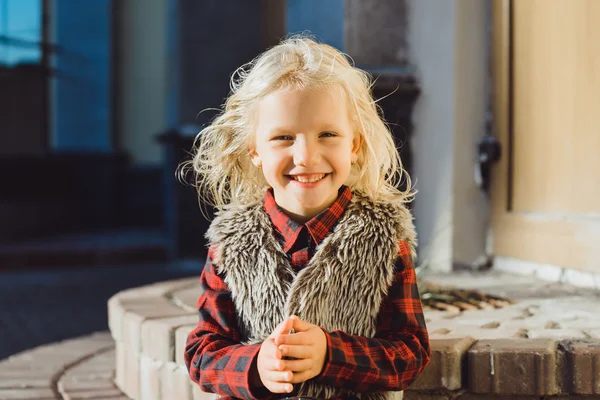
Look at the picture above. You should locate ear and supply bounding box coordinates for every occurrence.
[351,133,364,156]
[249,148,262,168]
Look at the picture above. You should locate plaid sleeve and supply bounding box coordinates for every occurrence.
[315,240,431,392]
[184,247,270,400]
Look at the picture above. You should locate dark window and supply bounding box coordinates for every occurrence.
[0,0,48,155]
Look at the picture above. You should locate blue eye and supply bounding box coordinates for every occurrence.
[320,132,337,138]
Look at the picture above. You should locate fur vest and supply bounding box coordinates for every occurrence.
[206,192,416,400]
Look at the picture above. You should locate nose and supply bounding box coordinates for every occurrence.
[293,137,319,166]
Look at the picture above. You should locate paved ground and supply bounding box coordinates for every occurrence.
[0,261,202,361]
[422,270,600,340]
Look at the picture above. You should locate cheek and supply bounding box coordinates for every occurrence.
[261,154,286,175]
[335,146,354,166]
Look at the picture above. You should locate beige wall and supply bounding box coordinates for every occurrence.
[490,0,600,279]
[408,0,489,272]
[117,0,169,165]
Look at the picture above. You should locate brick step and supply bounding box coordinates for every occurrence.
[108,273,600,400]
[0,230,168,269]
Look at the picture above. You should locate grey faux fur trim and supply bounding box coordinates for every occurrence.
[205,192,416,400]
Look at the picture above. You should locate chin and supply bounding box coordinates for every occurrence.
[295,196,330,210]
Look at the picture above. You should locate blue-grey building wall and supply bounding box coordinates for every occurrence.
[286,0,344,50]
[178,1,263,126]
[51,0,111,151]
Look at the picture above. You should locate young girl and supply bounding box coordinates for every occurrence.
[183,36,430,400]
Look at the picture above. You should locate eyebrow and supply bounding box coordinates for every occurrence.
[268,127,294,135]
[267,125,342,135]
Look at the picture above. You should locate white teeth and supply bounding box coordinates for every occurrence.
[291,174,326,183]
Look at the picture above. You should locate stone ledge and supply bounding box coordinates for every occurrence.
[108,277,198,343]
[562,339,600,395]
[141,314,199,362]
[410,337,476,391]
[108,277,219,399]
[106,272,600,399]
[468,339,558,395]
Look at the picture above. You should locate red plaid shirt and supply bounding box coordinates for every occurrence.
[185,186,430,400]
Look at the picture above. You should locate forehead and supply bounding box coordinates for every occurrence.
[255,87,351,133]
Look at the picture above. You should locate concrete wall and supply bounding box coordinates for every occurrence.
[451,0,490,267]
[345,0,408,66]
[117,0,267,165]
[117,0,169,165]
[407,0,489,272]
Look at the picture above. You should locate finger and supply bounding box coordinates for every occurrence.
[262,338,282,360]
[271,357,289,371]
[280,358,313,372]
[290,370,314,384]
[275,331,310,346]
[266,381,294,394]
[271,317,295,338]
[265,369,293,383]
[279,344,312,360]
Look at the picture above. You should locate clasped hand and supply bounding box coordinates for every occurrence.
[256,315,327,394]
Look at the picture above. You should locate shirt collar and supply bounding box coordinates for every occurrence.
[263,186,353,252]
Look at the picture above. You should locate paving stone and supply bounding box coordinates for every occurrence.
[410,337,476,391]
[561,339,600,395]
[141,314,198,362]
[423,309,449,324]
[175,324,196,365]
[192,384,219,400]
[112,296,191,345]
[59,374,116,391]
[0,333,115,399]
[114,341,126,391]
[457,394,538,400]
[139,355,163,400]
[522,328,589,340]
[2,332,112,369]
[122,300,192,354]
[108,278,197,342]
[429,328,513,341]
[57,349,118,399]
[0,388,57,399]
[0,335,129,400]
[0,376,51,389]
[116,342,140,400]
[468,339,558,395]
[61,348,115,378]
[423,274,600,344]
[171,285,203,312]
[62,388,125,400]
[402,391,450,400]
[161,362,193,400]
[584,329,600,339]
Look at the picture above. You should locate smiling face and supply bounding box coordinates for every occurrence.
[251,87,361,222]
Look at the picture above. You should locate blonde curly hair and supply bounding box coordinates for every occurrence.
[180,35,413,211]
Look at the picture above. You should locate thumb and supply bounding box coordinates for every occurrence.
[270,316,295,338]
